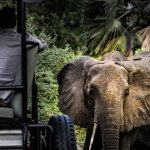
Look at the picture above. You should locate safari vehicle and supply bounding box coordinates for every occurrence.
[0,0,77,149]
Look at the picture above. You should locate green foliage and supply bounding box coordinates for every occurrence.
[0,0,86,144]
[75,126,86,146]
[82,0,150,56]
[36,44,75,121]
[26,7,86,144]
[134,48,145,55]
[0,0,13,8]
[27,0,85,54]
[35,36,86,144]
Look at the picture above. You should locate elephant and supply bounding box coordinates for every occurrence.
[101,51,128,61]
[57,51,150,150]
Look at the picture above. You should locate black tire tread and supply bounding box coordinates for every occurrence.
[49,115,77,150]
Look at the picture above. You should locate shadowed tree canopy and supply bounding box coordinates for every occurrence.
[82,0,150,56]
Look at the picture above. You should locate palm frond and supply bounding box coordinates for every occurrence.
[82,0,150,56]
[138,26,150,51]
[87,19,124,55]
[103,35,127,54]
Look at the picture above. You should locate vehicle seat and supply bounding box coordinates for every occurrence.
[0,44,39,118]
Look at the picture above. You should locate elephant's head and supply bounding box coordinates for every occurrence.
[101,51,128,61]
[57,55,150,150]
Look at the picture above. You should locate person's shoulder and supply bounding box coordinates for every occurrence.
[0,28,21,38]
[0,28,17,33]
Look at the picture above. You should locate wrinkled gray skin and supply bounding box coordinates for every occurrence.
[57,51,150,150]
[120,125,150,150]
[101,51,128,61]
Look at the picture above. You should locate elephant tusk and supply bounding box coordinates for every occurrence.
[89,123,97,150]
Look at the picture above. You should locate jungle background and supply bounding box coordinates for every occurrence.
[0,0,150,148]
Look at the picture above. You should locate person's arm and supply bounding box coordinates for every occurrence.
[26,33,46,49]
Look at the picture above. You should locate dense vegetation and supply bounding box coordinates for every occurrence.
[27,0,150,145]
[26,1,86,145]
[0,0,150,147]
[0,0,86,145]
[82,0,150,56]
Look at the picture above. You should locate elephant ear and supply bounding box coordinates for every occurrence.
[117,58,150,132]
[57,56,99,128]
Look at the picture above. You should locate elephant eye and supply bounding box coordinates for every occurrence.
[125,87,129,97]
[86,85,97,110]
[89,85,97,99]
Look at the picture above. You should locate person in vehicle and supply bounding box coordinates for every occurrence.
[0,6,45,106]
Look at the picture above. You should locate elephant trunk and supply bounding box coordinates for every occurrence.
[95,104,122,150]
[101,126,119,150]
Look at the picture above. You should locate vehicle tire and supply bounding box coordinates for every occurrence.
[48,115,77,150]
